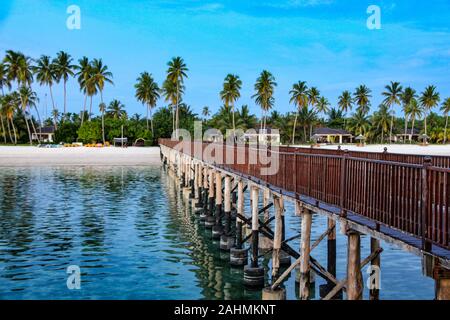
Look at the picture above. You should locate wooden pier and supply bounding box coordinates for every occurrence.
[159,139,450,300]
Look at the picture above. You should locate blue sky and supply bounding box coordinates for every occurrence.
[0,0,449,119]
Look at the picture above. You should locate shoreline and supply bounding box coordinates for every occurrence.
[0,146,162,167]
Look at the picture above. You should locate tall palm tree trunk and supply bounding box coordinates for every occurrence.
[232,102,236,140]
[444,114,448,145]
[89,96,93,121]
[81,94,87,126]
[6,117,14,144]
[49,85,58,130]
[10,118,17,145]
[292,112,298,145]
[102,111,105,145]
[175,82,179,139]
[389,111,394,144]
[404,115,408,143]
[146,104,149,131]
[28,108,39,143]
[63,80,67,120]
[303,125,307,143]
[424,113,428,136]
[410,118,416,144]
[0,115,6,143]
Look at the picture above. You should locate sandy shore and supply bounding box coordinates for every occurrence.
[294,144,450,156]
[0,146,162,166]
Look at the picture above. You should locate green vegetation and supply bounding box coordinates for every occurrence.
[0,50,449,146]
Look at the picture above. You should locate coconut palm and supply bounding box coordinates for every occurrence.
[166,57,188,138]
[220,74,242,136]
[441,98,450,144]
[90,58,113,115]
[18,86,39,144]
[161,78,180,132]
[135,72,160,136]
[3,50,34,143]
[0,63,11,143]
[53,51,75,118]
[238,105,257,130]
[371,104,391,143]
[74,57,92,125]
[252,70,277,131]
[338,90,353,128]
[99,102,106,145]
[353,85,372,115]
[316,96,330,115]
[407,99,423,143]
[308,87,320,110]
[1,93,19,144]
[202,106,210,120]
[107,99,126,119]
[289,81,308,144]
[348,110,370,136]
[382,81,403,143]
[419,85,440,136]
[33,55,58,129]
[400,87,417,141]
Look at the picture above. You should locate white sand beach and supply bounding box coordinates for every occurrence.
[0,146,162,167]
[295,144,450,156]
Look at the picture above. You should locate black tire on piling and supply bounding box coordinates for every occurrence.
[212,225,223,239]
[219,235,234,251]
[244,265,265,288]
[205,216,215,229]
[230,248,248,267]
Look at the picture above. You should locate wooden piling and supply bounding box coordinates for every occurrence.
[251,185,259,267]
[435,267,450,300]
[347,231,363,300]
[299,208,312,300]
[236,180,244,249]
[369,237,381,300]
[260,188,272,250]
[272,195,284,280]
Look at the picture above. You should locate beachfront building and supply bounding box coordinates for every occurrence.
[312,127,353,144]
[394,128,421,142]
[242,128,281,145]
[32,126,55,143]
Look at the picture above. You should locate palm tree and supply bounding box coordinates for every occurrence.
[161,78,180,132]
[0,63,11,143]
[441,98,450,144]
[74,57,92,125]
[220,74,242,136]
[1,93,19,144]
[90,58,113,117]
[382,81,403,143]
[107,99,126,119]
[3,50,34,144]
[99,102,106,145]
[19,86,39,144]
[252,70,277,131]
[400,87,417,141]
[53,51,75,118]
[348,110,370,136]
[289,81,308,144]
[33,55,58,129]
[202,106,210,120]
[338,90,353,128]
[419,85,440,136]
[135,72,160,136]
[238,105,257,130]
[308,87,320,110]
[353,85,372,115]
[371,104,391,143]
[407,99,423,143]
[166,57,188,138]
[316,96,330,115]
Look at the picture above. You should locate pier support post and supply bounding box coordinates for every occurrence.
[320,218,340,299]
[259,188,272,250]
[194,164,203,210]
[272,195,284,280]
[299,208,312,300]
[244,186,264,287]
[435,267,450,300]
[220,176,234,251]
[205,169,216,228]
[230,180,248,267]
[369,237,381,300]
[212,171,223,239]
[347,231,363,300]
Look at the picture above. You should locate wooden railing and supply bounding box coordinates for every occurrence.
[159,139,450,251]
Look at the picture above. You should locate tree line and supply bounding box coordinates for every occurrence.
[1,51,449,145]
